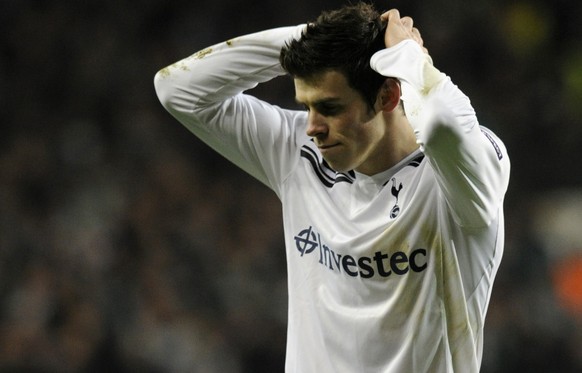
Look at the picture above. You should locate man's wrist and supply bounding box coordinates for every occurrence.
[370,40,444,95]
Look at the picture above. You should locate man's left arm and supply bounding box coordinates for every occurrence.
[371,22,510,228]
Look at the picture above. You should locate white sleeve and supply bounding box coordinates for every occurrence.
[371,40,510,228]
[153,25,307,194]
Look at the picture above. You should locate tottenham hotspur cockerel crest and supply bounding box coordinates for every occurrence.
[390,177,403,218]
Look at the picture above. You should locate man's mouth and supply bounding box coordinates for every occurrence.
[318,143,340,150]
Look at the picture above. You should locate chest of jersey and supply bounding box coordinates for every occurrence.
[281,149,443,285]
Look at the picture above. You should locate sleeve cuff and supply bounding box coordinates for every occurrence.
[370,40,445,96]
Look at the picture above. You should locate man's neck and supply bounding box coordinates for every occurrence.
[356,115,419,176]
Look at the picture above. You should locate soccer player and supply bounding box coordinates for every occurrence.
[154,3,510,372]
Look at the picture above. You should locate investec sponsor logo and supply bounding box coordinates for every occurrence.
[294,226,428,279]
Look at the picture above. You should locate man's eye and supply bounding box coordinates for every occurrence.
[319,105,341,116]
[299,103,342,116]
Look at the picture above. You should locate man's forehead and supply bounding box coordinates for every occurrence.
[293,70,353,103]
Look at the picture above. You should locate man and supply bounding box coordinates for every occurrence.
[154,2,510,372]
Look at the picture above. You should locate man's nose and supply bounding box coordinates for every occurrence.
[306,111,328,138]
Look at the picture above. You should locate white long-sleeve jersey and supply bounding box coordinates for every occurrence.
[154,25,510,373]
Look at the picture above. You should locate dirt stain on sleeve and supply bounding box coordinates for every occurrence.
[191,47,212,59]
[158,67,171,78]
[157,49,212,78]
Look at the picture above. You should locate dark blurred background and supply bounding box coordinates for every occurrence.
[1,0,582,372]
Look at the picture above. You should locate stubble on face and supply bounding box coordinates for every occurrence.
[294,70,385,174]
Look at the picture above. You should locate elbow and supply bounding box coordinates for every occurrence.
[154,67,205,117]
[153,68,175,111]
[153,68,210,131]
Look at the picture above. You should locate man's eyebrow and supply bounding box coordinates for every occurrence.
[294,97,343,106]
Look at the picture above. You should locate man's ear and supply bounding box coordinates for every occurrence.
[378,78,401,113]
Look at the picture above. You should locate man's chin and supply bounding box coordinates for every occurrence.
[324,159,352,173]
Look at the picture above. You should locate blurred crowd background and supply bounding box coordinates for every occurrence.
[1,0,582,371]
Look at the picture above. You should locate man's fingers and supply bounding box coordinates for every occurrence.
[411,27,429,54]
[380,10,412,30]
[380,8,400,22]
[381,8,428,53]
[401,16,413,30]
[411,27,422,43]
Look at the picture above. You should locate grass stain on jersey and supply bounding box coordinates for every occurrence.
[157,53,203,79]
[192,47,212,59]
[158,67,171,78]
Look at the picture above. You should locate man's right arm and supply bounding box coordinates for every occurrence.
[154,26,304,111]
[153,25,306,191]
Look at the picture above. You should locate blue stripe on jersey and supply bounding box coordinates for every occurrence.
[408,154,425,168]
[300,145,354,188]
[382,154,425,186]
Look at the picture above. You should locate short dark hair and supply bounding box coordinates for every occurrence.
[280,2,387,109]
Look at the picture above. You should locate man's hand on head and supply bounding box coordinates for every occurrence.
[380,9,428,55]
